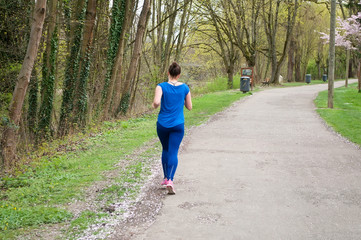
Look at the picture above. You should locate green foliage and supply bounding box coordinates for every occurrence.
[191,75,241,96]
[306,59,319,79]
[38,26,59,139]
[315,83,361,146]
[0,0,32,123]
[335,48,347,79]
[101,0,127,104]
[0,92,12,117]
[0,0,32,63]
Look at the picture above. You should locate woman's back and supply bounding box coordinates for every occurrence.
[157,82,189,128]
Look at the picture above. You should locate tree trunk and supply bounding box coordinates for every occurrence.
[162,0,178,77]
[227,63,234,89]
[295,42,302,82]
[175,0,192,62]
[129,57,142,113]
[287,38,295,82]
[87,0,110,123]
[58,0,87,136]
[1,0,46,171]
[357,59,361,93]
[27,68,39,139]
[345,49,350,87]
[72,0,97,126]
[41,0,58,101]
[38,26,58,139]
[156,0,163,70]
[106,0,133,118]
[117,0,151,115]
[264,0,298,84]
[328,0,336,108]
[316,40,322,79]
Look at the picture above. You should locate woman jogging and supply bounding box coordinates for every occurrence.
[152,62,192,195]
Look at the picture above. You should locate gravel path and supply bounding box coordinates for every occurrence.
[120,80,361,240]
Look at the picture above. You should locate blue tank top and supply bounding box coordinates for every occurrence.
[157,82,190,128]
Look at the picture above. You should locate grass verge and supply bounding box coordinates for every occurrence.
[191,75,241,95]
[0,87,249,239]
[315,83,361,146]
[281,79,345,87]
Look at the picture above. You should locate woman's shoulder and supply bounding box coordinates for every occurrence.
[181,83,190,90]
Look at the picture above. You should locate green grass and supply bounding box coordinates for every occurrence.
[282,80,326,87]
[315,83,361,146]
[0,86,249,239]
[282,79,345,87]
[191,75,241,95]
[66,211,108,238]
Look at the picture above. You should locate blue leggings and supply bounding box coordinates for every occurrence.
[157,122,184,181]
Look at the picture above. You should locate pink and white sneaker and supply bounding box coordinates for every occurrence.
[166,180,176,195]
[161,179,168,186]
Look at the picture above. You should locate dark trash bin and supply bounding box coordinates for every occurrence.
[305,74,311,84]
[322,74,327,82]
[240,76,250,93]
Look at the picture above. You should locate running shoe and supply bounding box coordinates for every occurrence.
[166,180,176,195]
[161,178,168,186]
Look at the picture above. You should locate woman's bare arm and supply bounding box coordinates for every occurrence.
[185,91,192,110]
[152,86,162,109]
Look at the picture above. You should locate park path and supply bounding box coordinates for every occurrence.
[132,80,361,240]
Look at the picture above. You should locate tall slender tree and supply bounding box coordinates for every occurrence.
[262,0,299,84]
[100,0,127,115]
[1,0,47,170]
[72,0,97,126]
[328,0,336,108]
[58,0,87,136]
[117,0,151,114]
[103,0,134,119]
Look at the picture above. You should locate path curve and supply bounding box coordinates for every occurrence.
[127,80,361,239]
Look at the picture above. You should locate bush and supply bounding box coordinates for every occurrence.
[306,59,319,80]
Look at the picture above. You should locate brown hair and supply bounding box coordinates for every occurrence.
[168,62,181,77]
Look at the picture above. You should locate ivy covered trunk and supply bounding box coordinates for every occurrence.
[72,0,97,127]
[110,0,134,117]
[38,26,58,139]
[1,0,46,171]
[58,0,87,136]
[101,0,127,118]
[27,68,39,139]
[102,0,131,120]
[38,0,58,139]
